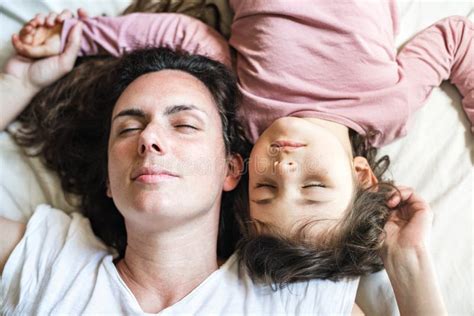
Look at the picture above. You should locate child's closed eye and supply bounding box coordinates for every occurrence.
[302,183,326,188]
[255,183,277,189]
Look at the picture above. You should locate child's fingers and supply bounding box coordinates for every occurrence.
[33,13,46,26]
[57,9,73,23]
[23,45,52,58]
[58,22,82,71]
[24,19,38,27]
[27,19,38,28]
[12,33,55,58]
[46,13,58,27]
[12,34,30,56]
[386,186,403,207]
[21,24,36,35]
[18,27,35,45]
[63,22,82,54]
[397,187,414,201]
[77,8,89,19]
[402,191,430,213]
[386,186,412,207]
[11,34,21,51]
[390,186,431,218]
[397,187,426,207]
[386,193,400,207]
[19,26,30,38]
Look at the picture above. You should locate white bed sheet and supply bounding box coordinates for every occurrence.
[0,1,472,315]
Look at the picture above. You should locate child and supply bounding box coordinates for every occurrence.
[12,0,472,290]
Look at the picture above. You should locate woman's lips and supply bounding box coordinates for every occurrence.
[132,167,179,184]
[135,173,178,184]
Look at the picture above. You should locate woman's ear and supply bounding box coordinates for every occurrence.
[106,178,112,198]
[223,153,244,191]
[353,156,378,189]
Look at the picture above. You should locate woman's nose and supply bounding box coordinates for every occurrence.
[137,127,167,156]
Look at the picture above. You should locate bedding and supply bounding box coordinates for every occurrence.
[0,1,472,315]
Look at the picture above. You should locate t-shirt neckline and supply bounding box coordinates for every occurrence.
[104,253,238,315]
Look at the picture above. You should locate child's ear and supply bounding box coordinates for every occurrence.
[223,153,244,191]
[353,156,378,189]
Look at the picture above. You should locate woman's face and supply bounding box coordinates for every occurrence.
[248,117,356,234]
[106,70,230,232]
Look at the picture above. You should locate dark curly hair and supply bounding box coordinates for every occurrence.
[235,129,397,287]
[12,47,248,259]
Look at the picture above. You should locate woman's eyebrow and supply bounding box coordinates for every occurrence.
[112,104,207,122]
[164,104,208,117]
[112,108,146,122]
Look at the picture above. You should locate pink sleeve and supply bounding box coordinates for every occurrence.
[397,16,474,132]
[60,13,231,67]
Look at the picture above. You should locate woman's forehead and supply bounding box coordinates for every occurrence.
[113,70,217,115]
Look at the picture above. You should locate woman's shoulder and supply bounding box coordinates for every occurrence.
[3,204,111,283]
[1,204,117,314]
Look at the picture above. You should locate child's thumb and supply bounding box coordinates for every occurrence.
[59,22,82,70]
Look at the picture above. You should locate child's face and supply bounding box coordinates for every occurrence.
[248,117,355,235]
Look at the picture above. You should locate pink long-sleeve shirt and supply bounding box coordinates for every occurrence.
[61,1,473,147]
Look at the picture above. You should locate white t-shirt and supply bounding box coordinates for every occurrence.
[1,205,359,315]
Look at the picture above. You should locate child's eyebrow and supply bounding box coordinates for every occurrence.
[250,198,325,206]
[301,199,323,206]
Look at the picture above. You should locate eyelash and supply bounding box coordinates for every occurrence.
[175,124,198,130]
[256,183,276,189]
[302,183,325,188]
[256,183,325,189]
[119,128,141,135]
[119,124,198,135]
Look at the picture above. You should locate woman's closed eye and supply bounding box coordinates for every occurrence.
[172,117,202,133]
[175,124,199,131]
[255,183,277,189]
[119,127,142,135]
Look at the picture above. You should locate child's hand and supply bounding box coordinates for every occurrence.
[381,186,433,260]
[381,187,447,316]
[12,10,81,58]
[3,21,83,92]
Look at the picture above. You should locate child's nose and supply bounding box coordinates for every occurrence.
[273,159,298,176]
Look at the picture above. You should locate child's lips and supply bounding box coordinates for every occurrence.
[270,140,306,149]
